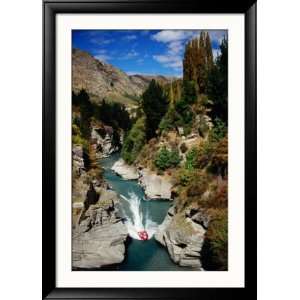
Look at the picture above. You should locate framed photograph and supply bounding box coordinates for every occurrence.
[43,0,257,299]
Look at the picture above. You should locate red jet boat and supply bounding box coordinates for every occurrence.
[138,230,149,241]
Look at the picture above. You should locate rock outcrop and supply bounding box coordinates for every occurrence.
[72,187,128,269]
[111,158,139,180]
[155,206,208,269]
[111,158,173,199]
[72,145,89,206]
[72,145,85,177]
[138,169,173,199]
[91,125,120,159]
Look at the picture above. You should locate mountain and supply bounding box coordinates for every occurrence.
[72,49,173,106]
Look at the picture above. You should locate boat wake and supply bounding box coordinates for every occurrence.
[120,191,158,240]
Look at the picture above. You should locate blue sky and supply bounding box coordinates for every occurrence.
[72,30,227,77]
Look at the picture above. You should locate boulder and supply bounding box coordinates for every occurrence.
[72,189,128,269]
[155,206,207,269]
[72,145,85,177]
[138,169,173,199]
[91,126,119,159]
[111,159,139,180]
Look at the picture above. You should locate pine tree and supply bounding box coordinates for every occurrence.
[76,89,93,139]
[141,80,168,140]
[207,37,228,124]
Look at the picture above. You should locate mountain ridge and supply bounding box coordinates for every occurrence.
[72,48,175,106]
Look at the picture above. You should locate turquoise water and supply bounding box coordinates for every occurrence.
[100,153,191,271]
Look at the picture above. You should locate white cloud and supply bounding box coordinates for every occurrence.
[151,30,199,72]
[168,41,184,55]
[212,49,221,60]
[151,30,227,72]
[151,30,197,43]
[153,54,182,70]
[93,49,111,62]
[94,54,111,62]
[126,71,156,76]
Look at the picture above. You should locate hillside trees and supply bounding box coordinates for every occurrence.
[72,89,132,155]
[183,31,213,94]
[121,117,146,164]
[154,146,181,171]
[183,31,228,126]
[141,79,168,140]
[207,38,228,124]
[159,80,197,134]
[94,99,132,131]
[73,89,94,140]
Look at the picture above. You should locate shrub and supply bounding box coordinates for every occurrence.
[72,134,88,150]
[183,123,192,136]
[121,117,146,164]
[201,209,228,270]
[186,175,209,197]
[159,114,174,132]
[154,146,181,170]
[209,118,227,142]
[177,168,194,186]
[72,123,80,136]
[195,140,215,169]
[185,147,198,170]
[207,180,228,208]
[210,135,228,176]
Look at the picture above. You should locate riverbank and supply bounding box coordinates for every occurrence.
[100,153,195,271]
[111,157,173,199]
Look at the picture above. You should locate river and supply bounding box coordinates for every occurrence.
[100,153,192,271]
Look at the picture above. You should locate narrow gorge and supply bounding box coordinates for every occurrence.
[72,30,228,271]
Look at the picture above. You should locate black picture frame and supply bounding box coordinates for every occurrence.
[43,0,257,299]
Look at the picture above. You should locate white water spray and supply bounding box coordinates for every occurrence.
[120,191,158,240]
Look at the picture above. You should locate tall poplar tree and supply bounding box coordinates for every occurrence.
[183,31,213,94]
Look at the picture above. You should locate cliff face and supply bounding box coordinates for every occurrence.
[72,145,128,269]
[91,123,122,159]
[72,49,172,106]
[72,187,128,269]
[155,206,209,269]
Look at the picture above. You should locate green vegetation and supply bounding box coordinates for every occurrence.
[94,99,131,131]
[181,80,197,104]
[209,118,227,142]
[185,147,198,170]
[141,79,168,140]
[121,117,146,164]
[159,80,197,134]
[72,89,132,168]
[201,209,228,270]
[183,31,213,94]
[207,38,228,124]
[124,32,228,270]
[72,31,229,271]
[73,90,132,133]
[73,90,94,140]
[154,146,181,171]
